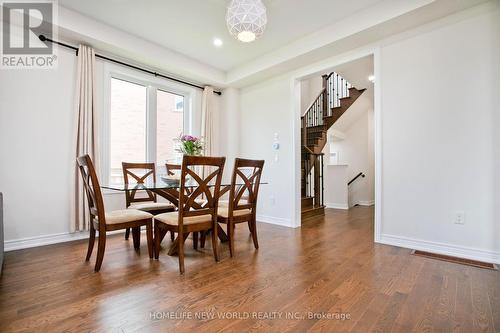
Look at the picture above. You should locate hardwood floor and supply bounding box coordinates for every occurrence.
[1,207,499,332]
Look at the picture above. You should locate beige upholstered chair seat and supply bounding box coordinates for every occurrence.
[154,211,212,226]
[102,209,153,224]
[218,201,229,208]
[129,202,174,211]
[217,207,252,218]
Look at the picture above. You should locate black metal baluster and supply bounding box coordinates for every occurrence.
[341,77,344,98]
[329,77,332,110]
[313,101,316,127]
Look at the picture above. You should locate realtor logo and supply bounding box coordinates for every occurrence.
[1,0,57,68]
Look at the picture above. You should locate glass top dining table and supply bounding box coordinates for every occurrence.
[102,180,267,210]
[101,180,266,255]
[102,181,267,192]
[101,181,256,192]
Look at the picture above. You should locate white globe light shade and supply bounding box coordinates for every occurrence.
[226,0,267,43]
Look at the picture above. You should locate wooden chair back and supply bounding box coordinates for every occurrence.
[178,156,225,226]
[228,158,265,214]
[76,155,106,228]
[165,163,181,176]
[122,162,157,208]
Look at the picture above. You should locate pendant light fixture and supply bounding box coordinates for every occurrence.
[226,0,267,43]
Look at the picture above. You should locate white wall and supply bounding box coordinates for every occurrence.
[240,78,295,227]
[2,1,499,261]
[378,6,500,258]
[327,109,374,207]
[237,3,500,262]
[300,76,322,112]
[0,46,79,242]
[219,87,241,183]
[323,165,349,209]
[0,41,220,248]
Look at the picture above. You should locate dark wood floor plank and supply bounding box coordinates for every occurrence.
[0,207,498,333]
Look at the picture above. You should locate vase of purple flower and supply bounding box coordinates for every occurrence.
[176,134,204,156]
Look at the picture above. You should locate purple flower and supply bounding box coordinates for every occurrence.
[184,135,199,142]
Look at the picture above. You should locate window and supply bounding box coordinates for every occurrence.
[105,72,189,184]
[174,95,184,112]
[157,90,184,166]
[109,78,147,184]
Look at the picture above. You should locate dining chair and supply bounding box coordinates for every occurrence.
[217,158,264,257]
[154,155,225,274]
[165,163,181,176]
[122,162,175,240]
[77,155,154,272]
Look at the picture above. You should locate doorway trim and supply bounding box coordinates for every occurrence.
[290,46,382,243]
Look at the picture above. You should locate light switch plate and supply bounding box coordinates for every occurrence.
[453,211,465,225]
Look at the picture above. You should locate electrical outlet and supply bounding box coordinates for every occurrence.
[453,211,465,225]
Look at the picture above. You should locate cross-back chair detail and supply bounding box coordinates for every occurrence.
[165,163,181,176]
[77,155,154,272]
[122,162,157,206]
[154,155,226,274]
[230,167,262,211]
[180,167,219,211]
[228,160,264,213]
[122,162,175,240]
[218,158,264,257]
[77,155,106,226]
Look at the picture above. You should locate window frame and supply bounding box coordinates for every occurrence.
[101,63,196,187]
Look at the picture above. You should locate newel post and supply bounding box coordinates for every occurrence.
[322,74,328,119]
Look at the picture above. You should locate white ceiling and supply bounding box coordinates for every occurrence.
[58,0,384,71]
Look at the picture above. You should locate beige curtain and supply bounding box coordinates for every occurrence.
[201,86,215,156]
[70,45,98,232]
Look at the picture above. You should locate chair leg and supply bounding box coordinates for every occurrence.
[146,221,153,259]
[227,221,235,257]
[251,217,259,249]
[154,224,161,260]
[200,231,206,248]
[86,224,96,261]
[212,222,219,262]
[170,230,175,241]
[178,232,185,274]
[125,228,130,240]
[94,232,106,272]
[132,227,140,250]
[193,232,198,250]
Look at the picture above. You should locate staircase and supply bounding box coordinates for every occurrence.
[301,72,366,219]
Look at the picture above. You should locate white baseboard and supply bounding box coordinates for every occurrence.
[379,234,500,264]
[325,203,349,210]
[5,217,295,251]
[5,229,126,252]
[353,200,375,207]
[256,215,293,228]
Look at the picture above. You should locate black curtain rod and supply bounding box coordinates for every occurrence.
[39,35,222,95]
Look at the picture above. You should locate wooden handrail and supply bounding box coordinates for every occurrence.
[303,146,314,154]
[325,71,336,80]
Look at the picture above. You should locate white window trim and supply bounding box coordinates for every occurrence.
[100,63,198,189]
